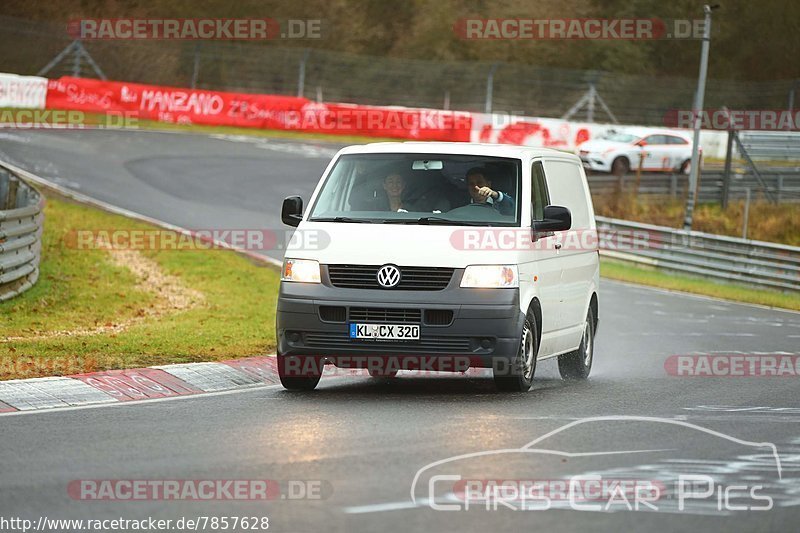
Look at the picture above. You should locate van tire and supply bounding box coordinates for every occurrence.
[558,308,595,380]
[278,355,322,391]
[493,313,537,392]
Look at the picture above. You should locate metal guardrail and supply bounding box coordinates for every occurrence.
[0,165,43,301]
[596,216,800,292]
[739,131,800,161]
[588,171,800,203]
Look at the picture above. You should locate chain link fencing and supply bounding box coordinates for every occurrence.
[1,15,798,127]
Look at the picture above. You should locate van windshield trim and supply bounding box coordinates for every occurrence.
[306,152,523,228]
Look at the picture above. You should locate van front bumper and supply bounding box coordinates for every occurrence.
[276,277,525,370]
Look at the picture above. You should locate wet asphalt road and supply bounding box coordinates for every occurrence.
[0,129,798,532]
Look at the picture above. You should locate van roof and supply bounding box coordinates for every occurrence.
[338,141,581,161]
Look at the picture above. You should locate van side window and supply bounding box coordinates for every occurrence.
[531,161,550,221]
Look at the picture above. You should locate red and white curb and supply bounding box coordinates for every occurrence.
[0,356,281,414]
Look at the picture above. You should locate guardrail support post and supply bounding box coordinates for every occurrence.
[5,178,18,210]
[670,173,678,198]
[635,152,645,198]
[777,175,783,203]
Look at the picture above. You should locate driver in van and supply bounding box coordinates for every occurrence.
[466,167,515,216]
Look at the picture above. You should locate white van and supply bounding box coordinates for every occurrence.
[277,142,599,392]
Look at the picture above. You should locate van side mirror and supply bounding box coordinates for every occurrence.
[281,196,304,227]
[533,205,571,233]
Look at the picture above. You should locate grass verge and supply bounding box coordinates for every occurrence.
[593,192,800,246]
[0,193,280,380]
[601,257,800,311]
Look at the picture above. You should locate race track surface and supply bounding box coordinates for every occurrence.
[1,129,798,532]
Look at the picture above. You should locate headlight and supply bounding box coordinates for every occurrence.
[460,265,518,288]
[281,259,321,283]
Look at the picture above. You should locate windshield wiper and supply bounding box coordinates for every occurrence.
[311,216,372,223]
[415,217,491,226]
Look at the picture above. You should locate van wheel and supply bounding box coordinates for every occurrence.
[558,308,595,380]
[494,313,537,392]
[278,354,322,391]
[611,157,629,176]
[680,159,691,175]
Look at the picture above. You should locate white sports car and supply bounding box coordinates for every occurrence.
[576,128,698,176]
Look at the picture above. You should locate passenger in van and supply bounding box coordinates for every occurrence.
[466,167,515,215]
[383,173,409,212]
[348,173,407,212]
[350,173,450,213]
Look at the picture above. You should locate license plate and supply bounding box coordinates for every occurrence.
[349,323,420,340]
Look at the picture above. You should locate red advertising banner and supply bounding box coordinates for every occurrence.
[45,77,472,141]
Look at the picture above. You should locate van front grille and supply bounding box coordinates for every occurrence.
[349,307,421,323]
[327,265,454,291]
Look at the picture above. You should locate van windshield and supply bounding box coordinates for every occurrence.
[308,153,522,227]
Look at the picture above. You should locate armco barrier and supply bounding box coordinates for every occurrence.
[596,216,800,292]
[0,165,43,301]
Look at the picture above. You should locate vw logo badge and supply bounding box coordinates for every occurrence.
[376,264,401,288]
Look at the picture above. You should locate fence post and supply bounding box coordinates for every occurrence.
[721,129,734,209]
[72,40,82,77]
[789,80,800,114]
[190,44,201,89]
[742,188,751,240]
[777,175,783,203]
[485,63,499,114]
[297,48,310,97]
[670,173,678,198]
